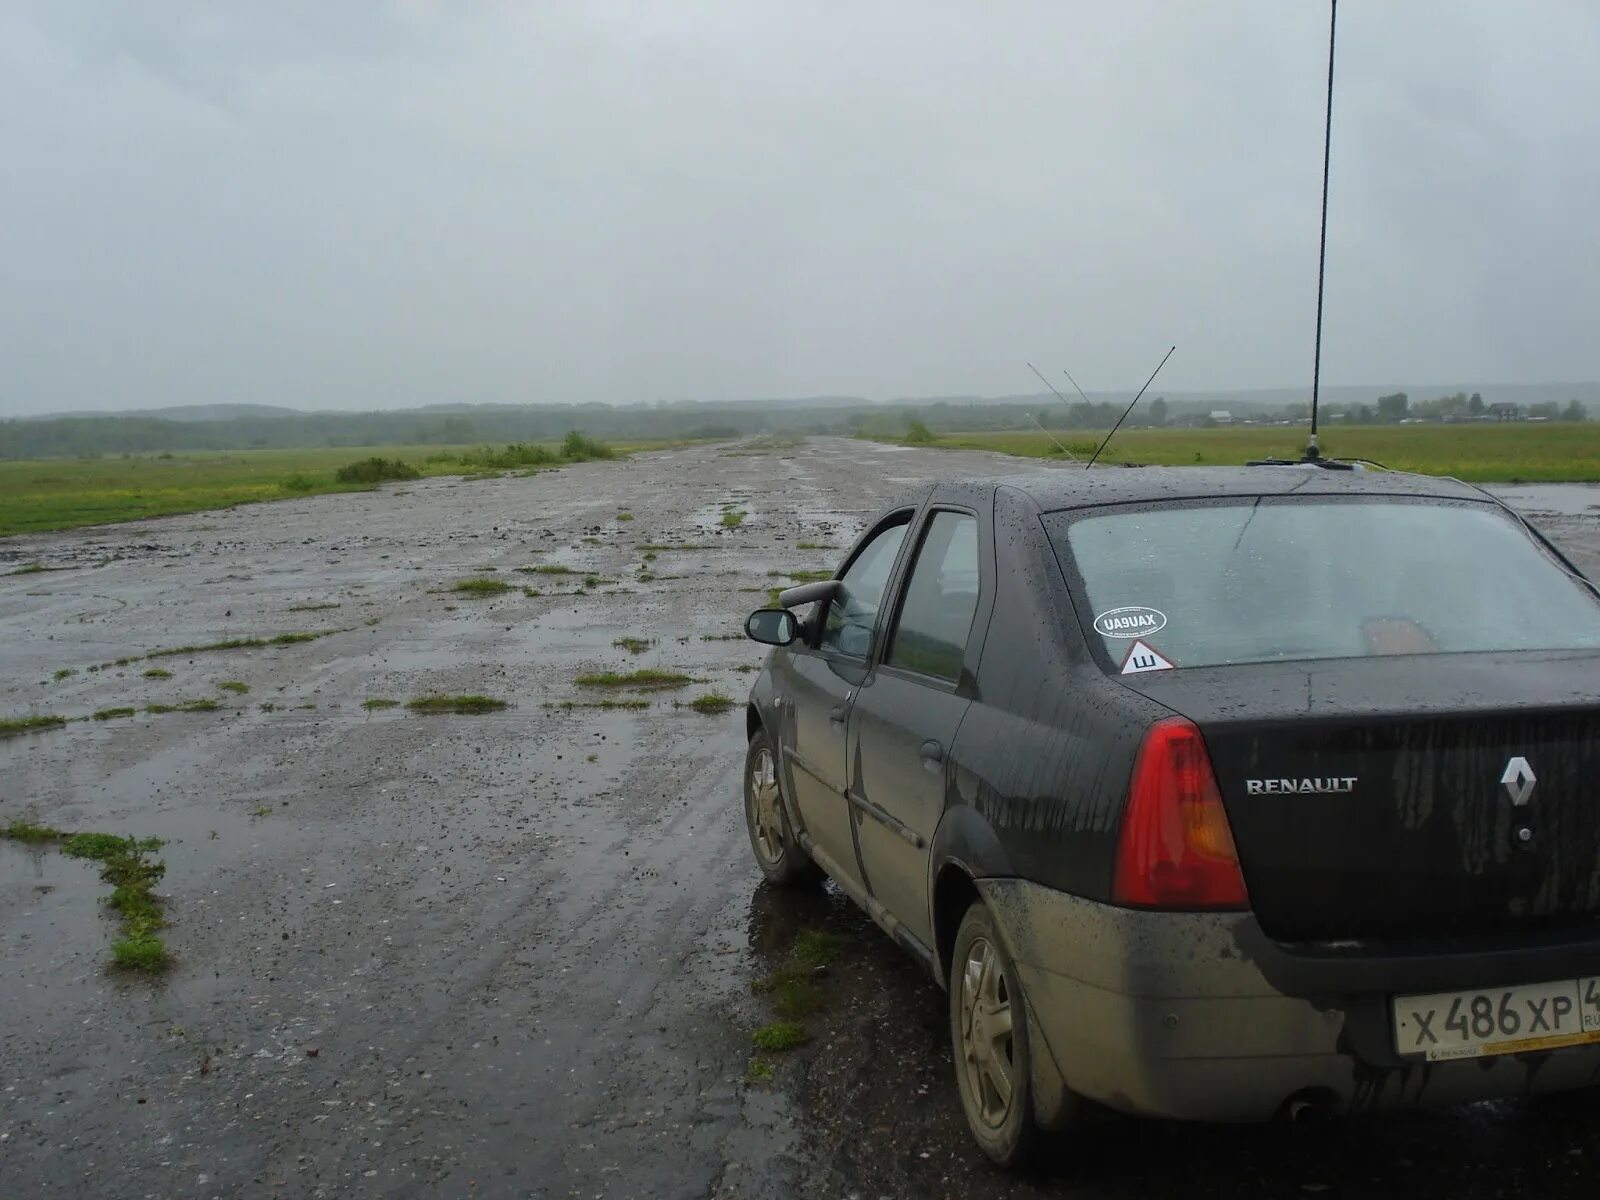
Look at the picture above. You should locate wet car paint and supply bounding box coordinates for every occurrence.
[0,440,1597,1197]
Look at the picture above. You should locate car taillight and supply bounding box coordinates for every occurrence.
[1112,717,1249,910]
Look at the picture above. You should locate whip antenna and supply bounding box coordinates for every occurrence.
[1085,345,1176,470]
[1306,0,1338,462]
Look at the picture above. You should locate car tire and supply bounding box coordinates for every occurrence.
[950,902,1041,1168]
[744,730,823,887]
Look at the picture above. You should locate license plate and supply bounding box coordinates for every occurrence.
[1393,977,1600,1061]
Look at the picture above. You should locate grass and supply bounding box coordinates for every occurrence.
[144,630,335,660]
[2,824,171,971]
[748,927,850,1046]
[638,543,717,551]
[53,667,75,681]
[8,561,48,575]
[745,1058,776,1083]
[547,699,652,710]
[613,636,653,654]
[617,511,634,521]
[0,438,653,536]
[362,697,401,710]
[684,691,735,715]
[0,714,68,737]
[334,456,420,484]
[92,706,137,721]
[406,694,508,714]
[795,541,834,550]
[868,422,1600,482]
[142,667,172,679]
[146,698,220,714]
[452,577,513,596]
[517,564,575,575]
[575,669,695,690]
[771,569,832,583]
[752,1021,810,1053]
[721,509,747,528]
[286,602,341,612]
[218,680,249,694]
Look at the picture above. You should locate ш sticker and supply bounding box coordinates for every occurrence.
[1120,640,1175,675]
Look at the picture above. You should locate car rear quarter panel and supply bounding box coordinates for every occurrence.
[940,487,1169,902]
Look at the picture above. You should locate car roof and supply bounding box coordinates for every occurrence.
[978,464,1489,512]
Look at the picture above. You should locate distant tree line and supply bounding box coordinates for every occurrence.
[2,389,1588,460]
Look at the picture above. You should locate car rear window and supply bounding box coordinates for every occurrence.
[1046,497,1600,672]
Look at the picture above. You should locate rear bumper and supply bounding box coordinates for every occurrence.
[978,878,1600,1124]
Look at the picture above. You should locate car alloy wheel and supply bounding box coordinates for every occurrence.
[749,745,786,868]
[958,934,1018,1129]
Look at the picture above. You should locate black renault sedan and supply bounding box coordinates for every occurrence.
[740,466,1600,1165]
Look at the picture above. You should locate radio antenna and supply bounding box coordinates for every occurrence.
[1023,411,1078,460]
[1023,361,1083,459]
[1026,361,1080,414]
[1305,0,1338,462]
[1085,346,1175,469]
[1061,366,1094,407]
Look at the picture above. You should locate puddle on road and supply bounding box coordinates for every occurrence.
[0,842,121,1024]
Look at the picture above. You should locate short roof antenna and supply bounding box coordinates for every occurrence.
[1305,0,1339,463]
[1085,346,1176,470]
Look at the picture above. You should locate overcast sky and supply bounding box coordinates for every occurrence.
[2,1,1596,416]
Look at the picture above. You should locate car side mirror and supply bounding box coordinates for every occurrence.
[745,608,798,646]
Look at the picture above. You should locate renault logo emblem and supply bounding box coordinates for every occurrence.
[1501,757,1536,807]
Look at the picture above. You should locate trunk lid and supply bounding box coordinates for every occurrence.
[1121,651,1600,942]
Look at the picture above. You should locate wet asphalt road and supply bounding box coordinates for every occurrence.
[3,438,1600,1200]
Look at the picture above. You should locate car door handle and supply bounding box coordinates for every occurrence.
[829,705,848,725]
[920,739,944,765]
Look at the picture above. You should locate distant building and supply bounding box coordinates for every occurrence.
[1208,410,1233,425]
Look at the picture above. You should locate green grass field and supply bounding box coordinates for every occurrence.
[0,441,666,538]
[884,422,1600,483]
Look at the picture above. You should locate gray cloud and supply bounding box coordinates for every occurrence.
[2,1,1596,416]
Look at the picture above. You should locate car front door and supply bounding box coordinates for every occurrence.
[848,508,988,951]
[776,513,912,894]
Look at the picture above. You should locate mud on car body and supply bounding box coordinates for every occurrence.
[741,466,1600,1166]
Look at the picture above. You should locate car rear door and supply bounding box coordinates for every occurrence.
[848,507,990,950]
[776,513,913,893]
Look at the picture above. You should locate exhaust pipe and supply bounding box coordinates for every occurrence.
[1278,1090,1333,1124]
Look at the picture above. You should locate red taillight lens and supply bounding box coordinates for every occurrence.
[1112,717,1249,910]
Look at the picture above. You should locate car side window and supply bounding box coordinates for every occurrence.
[819,519,909,658]
[887,511,980,682]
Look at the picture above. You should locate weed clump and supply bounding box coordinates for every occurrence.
[452,577,513,596]
[218,680,249,694]
[685,692,735,715]
[561,431,614,461]
[362,698,400,710]
[146,698,219,714]
[3,821,63,843]
[0,714,68,737]
[335,457,420,484]
[53,668,75,681]
[142,668,172,679]
[406,694,508,715]
[575,669,695,690]
[721,510,747,528]
[92,706,138,721]
[146,630,334,659]
[547,699,650,711]
[613,637,652,655]
[752,1021,810,1053]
